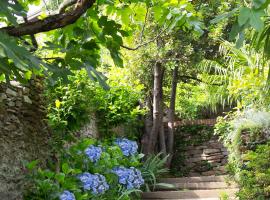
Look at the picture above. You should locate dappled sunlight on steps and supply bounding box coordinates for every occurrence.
[142,176,238,200]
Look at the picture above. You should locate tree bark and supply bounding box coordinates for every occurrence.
[146,61,164,155]
[167,66,178,167]
[141,96,153,155]
[1,0,96,37]
[159,68,166,156]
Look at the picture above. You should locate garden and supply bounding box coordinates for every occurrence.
[1,0,270,200]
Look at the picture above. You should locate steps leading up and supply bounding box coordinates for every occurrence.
[156,181,237,190]
[159,175,227,183]
[142,176,238,200]
[142,189,238,199]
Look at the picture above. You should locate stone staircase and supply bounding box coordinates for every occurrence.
[142,175,238,200]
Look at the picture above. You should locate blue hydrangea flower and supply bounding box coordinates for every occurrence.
[78,172,109,194]
[112,167,144,189]
[85,145,102,162]
[114,138,138,156]
[59,190,75,200]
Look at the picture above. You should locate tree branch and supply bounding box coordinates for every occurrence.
[0,0,96,37]
[59,0,78,13]
[139,6,149,43]
[120,24,169,51]
[179,75,223,86]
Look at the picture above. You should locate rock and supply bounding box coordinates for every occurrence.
[201,170,216,176]
[189,149,203,155]
[22,87,30,94]
[10,81,21,88]
[207,154,224,161]
[0,93,7,102]
[23,96,32,104]
[6,89,17,97]
[15,101,22,107]
[7,101,15,107]
[203,148,221,154]
[189,172,201,176]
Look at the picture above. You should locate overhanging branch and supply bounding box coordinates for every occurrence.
[0,0,96,37]
[179,75,223,86]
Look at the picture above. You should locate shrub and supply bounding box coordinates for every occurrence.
[46,69,145,141]
[24,138,145,200]
[214,109,270,200]
[237,143,270,199]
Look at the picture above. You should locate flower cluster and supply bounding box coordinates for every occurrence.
[78,172,109,194]
[85,145,102,163]
[114,138,138,156]
[112,167,144,189]
[60,190,75,200]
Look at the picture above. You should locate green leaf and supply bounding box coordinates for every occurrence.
[253,0,267,9]
[210,8,238,24]
[238,7,251,26]
[249,9,265,31]
[62,163,70,174]
[26,160,39,170]
[55,173,65,183]
[229,23,241,40]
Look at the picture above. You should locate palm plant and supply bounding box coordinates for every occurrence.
[199,40,269,109]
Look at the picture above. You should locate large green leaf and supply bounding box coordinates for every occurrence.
[249,9,265,31]
[238,7,251,26]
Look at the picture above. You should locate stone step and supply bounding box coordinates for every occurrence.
[142,189,238,199]
[156,181,237,190]
[144,199,219,200]
[159,176,227,184]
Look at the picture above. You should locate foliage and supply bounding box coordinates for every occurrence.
[24,138,143,200]
[140,153,169,192]
[200,41,270,109]
[24,138,167,200]
[237,143,270,199]
[46,69,145,140]
[215,109,270,199]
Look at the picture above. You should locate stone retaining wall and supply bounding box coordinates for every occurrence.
[0,79,50,200]
[184,136,228,176]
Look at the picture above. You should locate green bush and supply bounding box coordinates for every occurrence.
[237,143,270,199]
[46,69,145,140]
[24,139,143,200]
[24,138,167,200]
[214,109,270,200]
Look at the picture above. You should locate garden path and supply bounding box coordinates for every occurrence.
[142,175,238,200]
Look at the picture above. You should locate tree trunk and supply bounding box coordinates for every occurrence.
[146,62,164,155]
[159,68,166,156]
[141,96,153,155]
[167,66,178,167]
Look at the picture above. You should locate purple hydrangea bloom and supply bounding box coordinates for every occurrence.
[112,167,144,189]
[114,138,138,156]
[59,190,75,200]
[85,145,102,162]
[78,172,109,194]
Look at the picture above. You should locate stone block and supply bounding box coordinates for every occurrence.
[23,96,32,104]
[201,170,216,176]
[0,93,7,102]
[6,88,17,97]
[189,149,203,155]
[207,154,224,161]
[203,148,221,154]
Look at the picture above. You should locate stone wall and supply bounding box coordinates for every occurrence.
[0,80,50,200]
[184,136,228,176]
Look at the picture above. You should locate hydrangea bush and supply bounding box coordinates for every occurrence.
[24,138,145,200]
